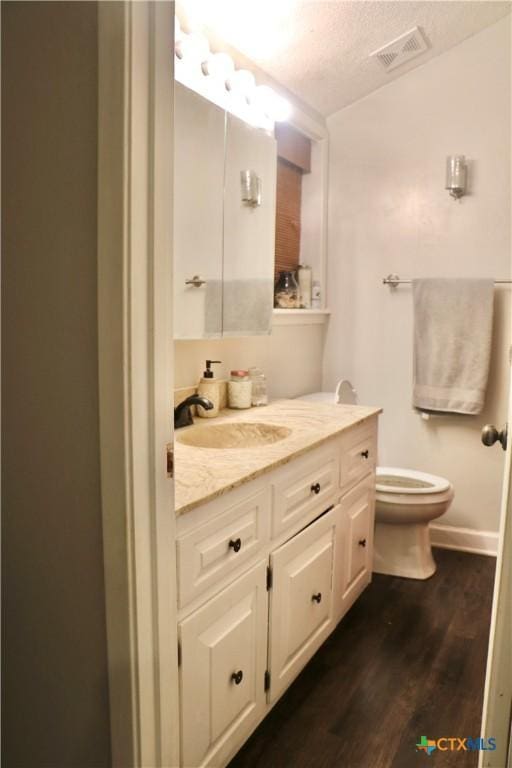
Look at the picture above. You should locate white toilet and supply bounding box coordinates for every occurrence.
[296,382,454,580]
[374,467,453,579]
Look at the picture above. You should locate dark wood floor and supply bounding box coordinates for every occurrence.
[228,549,496,768]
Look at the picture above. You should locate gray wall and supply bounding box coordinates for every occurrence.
[2,3,111,766]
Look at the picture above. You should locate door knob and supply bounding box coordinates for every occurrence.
[481,424,507,451]
[311,592,322,604]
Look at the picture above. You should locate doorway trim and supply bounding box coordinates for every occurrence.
[97,3,179,766]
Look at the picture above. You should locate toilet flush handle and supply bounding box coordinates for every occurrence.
[481,424,507,451]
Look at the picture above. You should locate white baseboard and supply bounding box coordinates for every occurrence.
[430,523,498,557]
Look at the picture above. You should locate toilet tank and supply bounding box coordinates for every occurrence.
[296,380,358,406]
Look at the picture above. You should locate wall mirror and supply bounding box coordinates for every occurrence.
[174,82,277,339]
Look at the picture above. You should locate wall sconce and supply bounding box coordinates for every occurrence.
[241,170,261,207]
[445,155,467,200]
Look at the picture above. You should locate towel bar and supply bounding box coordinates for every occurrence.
[383,273,512,288]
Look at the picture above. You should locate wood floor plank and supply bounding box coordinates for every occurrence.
[228,549,495,768]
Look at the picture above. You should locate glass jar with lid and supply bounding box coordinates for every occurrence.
[274,270,299,309]
[249,367,268,406]
[228,370,252,409]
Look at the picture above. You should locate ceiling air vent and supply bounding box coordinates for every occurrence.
[370,27,429,72]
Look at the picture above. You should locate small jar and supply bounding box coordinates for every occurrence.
[274,270,299,309]
[228,370,252,409]
[249,367,268,407]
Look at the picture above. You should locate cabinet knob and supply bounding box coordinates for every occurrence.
[358,538,367,547]
[310,483,321,495]
[231,670,244,685]
[311,592,322,604]
[360,449,369,459]
[228,538,242,553]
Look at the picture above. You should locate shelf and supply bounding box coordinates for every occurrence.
[272,309,331,326]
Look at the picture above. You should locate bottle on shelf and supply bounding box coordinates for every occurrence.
[311,280,321,309]
[297,264,312,309]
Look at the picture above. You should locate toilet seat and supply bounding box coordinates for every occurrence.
[376,467,451,495]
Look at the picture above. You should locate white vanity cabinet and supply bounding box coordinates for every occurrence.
[176,415,378,768]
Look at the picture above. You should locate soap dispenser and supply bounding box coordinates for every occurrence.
[197,360,222,418]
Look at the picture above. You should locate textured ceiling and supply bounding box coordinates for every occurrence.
[178,1,511,116]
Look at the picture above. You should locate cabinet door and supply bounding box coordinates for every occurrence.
[174,82,225,339]
[222,113,276,336]
[336,475,375,619]
[179,561,268,768]
[269,507,336,703]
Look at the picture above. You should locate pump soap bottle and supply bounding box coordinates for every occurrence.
[197,360,222,418]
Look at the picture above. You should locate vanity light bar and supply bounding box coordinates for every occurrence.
[174,18,291,129]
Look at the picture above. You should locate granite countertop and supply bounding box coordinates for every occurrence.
[174,399,381,516]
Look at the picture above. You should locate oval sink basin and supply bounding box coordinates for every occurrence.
[176,422,292,449]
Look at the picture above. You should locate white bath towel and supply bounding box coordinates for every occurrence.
[412,278,494,415]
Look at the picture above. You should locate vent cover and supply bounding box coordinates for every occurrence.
[370,27,429,72]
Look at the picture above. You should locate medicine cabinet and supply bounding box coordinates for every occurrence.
[174,82,277,339]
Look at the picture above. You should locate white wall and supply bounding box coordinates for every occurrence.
[324,18,511,534]
[174,322,326,399]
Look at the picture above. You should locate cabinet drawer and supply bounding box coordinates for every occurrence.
[179,561,268,768]
[177,488,270,609]
[269,507,336,702]
[272,445,339,539]
[340,419,377,493]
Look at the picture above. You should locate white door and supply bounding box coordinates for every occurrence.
[98,4,179,766]
[480,384,512,768]
[268,507,337,703]
[179,560,268,768]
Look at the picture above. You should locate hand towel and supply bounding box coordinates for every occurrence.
[412,278,494,415]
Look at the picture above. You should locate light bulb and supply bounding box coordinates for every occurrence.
[252,85,291,122]
[201,52,235,81]
[175,31,209,63]
[226,69,256,100]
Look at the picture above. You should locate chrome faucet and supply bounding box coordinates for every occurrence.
[174,395,214,429]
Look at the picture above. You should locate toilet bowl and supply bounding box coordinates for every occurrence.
[295,383,454,580]
[374,467,454,579]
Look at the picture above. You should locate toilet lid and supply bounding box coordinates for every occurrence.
[376,467,451,495]
[335,380,358,405]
